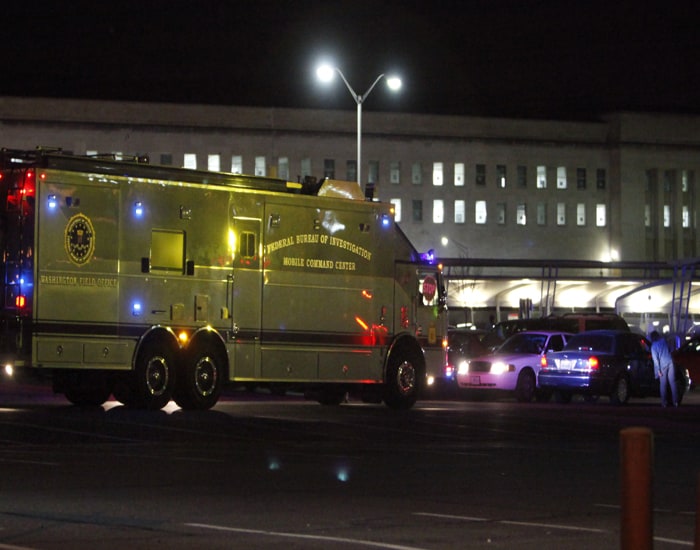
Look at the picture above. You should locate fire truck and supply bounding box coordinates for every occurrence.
[0,148,447,410]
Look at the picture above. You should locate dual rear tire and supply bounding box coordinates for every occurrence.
[115,339,225,411]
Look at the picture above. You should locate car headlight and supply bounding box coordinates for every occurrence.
[490,361,514,375]
[457,360,469,376]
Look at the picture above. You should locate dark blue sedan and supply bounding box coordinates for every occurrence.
[538,330,660,405]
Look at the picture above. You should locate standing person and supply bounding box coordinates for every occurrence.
[650,330,679,407]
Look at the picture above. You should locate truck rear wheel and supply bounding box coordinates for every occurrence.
[384,347,422,410]
[175,345,224,410]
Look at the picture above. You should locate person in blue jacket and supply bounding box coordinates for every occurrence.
[650,330,679,407]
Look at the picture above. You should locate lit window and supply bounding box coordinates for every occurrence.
[231,155,243,174]
[683,205,690,228]
[682,170,689,192]
[454,200,465,224]
[208,154,220,172]
[390,199,402,222]
[537,166,546,189]
[517,204,527,225]
[183,153,197,169]
[475,201,487,224]
[664,205,671,228]
[433,162,443,186]
[557,203,566,225]
[433,200,444,223]
[255,156,266,177]
[454,163,464,186]
[596,204,606,227]
[645,205,651,227]
[577,203,586,226]
[497,165,507,188]
[557,166,567,189]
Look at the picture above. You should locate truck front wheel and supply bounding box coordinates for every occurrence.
[383,347,422,410]
[58,371,112,408]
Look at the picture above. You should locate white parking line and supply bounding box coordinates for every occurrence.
[416,511,695,546]
[414,512,606,533]
[186,523,430,550]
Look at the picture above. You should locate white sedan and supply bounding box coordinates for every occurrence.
[456,330,571,402]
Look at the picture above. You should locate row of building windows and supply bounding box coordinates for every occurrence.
[390,199,609,227]
[90,151,697,230]
[387,197,697,229]
[153,153,609,191]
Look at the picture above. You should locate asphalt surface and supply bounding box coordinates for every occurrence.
[0,380,699,549]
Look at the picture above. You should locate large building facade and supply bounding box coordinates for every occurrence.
[3,96,700,330]
[2,96,700,265]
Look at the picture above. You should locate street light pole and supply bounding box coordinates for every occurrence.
[317,65,401,187]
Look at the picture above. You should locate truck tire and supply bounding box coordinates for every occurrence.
[60,372,112,408]
[383,347,422,410]
[131,341,177,410]
[175,345,224,410]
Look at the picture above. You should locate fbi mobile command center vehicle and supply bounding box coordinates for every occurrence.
[0,148,447,410]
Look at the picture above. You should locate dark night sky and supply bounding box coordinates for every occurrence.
[3,0,699,120]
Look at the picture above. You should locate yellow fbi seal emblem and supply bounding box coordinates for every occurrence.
[64,213,95,265]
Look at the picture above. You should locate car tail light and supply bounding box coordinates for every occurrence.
[540,356,548,370]
[587,356,599,370]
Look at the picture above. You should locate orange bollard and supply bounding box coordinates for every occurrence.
[620,427,653,550]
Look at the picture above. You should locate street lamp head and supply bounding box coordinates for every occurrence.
[316,64,336,83]
[386,76,402,91]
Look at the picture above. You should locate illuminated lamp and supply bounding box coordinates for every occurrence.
[47,194,57,209]
[381,214,391,227]
[420,249,435,263]
[132,302,142,316]
[587,356,600,371]
[134,201,144,217]
[15,295,26,309]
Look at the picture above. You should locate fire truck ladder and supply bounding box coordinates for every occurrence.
[539,265,558,317]
[669,260,698,335]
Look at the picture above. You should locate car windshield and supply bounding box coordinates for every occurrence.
[563,333,614,353]
[498,333,547,354]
